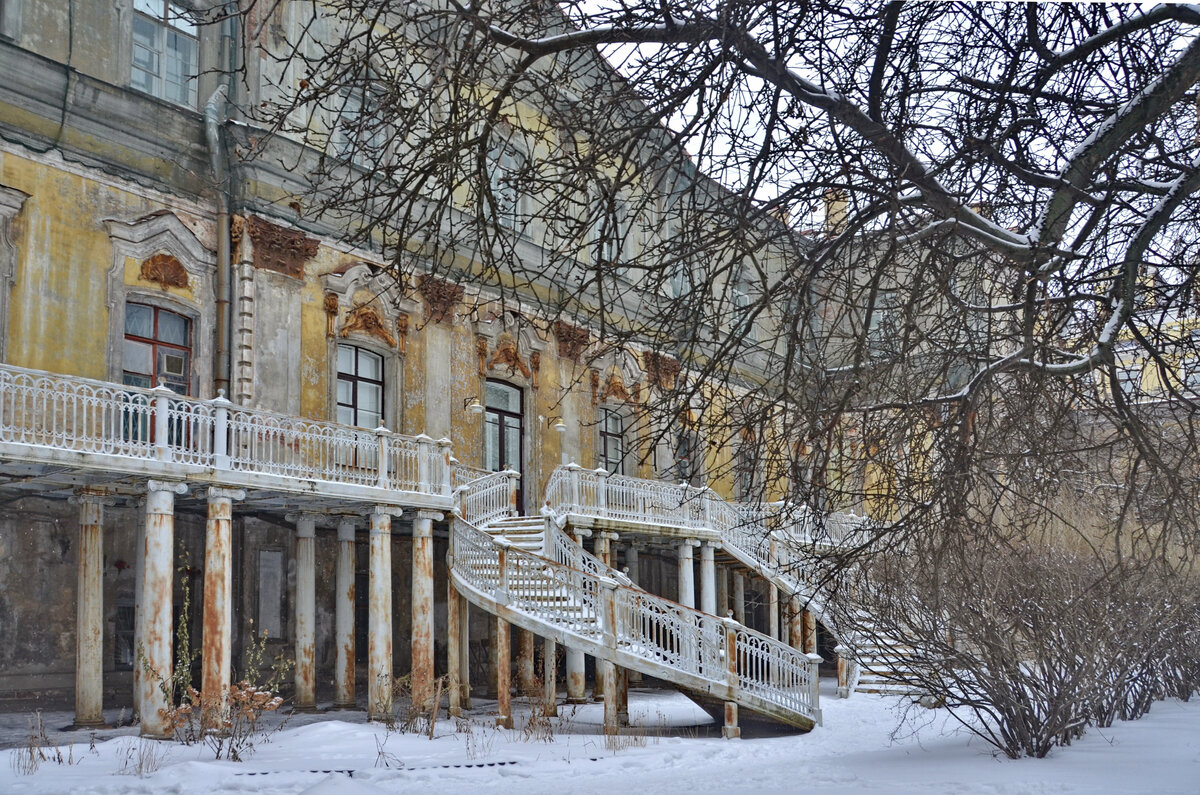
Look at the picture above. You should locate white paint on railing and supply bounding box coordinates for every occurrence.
[0,362,451,498]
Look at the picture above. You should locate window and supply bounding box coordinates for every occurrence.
[488,144,526,229]
[336,344,384,428]
[734,429,757,501]
[114,602,135,669]
[675,425,701,486]
[599,408,624,475]
[131,1,199,107]
[123,302,192,394]
[331,85,387,163]
[485,380,524,508]
[865,291,900,360]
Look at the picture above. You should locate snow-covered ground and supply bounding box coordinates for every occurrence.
[2,678,1198,794]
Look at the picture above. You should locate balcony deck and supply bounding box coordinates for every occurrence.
[0,363,456,512]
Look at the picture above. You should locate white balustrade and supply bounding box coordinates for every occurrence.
[449,515,822,726]
[0,362,451,499]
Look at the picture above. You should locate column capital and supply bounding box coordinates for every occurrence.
[69,488,116,507]
[199,486,246,502]
[290,512,322,538]
[412,509,445,522]
[285,510,325,526]
[336,517,358,542]
[363,505,404,519]
[675,538,701,549]
[145,479,188,495]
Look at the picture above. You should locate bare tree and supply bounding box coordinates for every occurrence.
[236,0,1200,754]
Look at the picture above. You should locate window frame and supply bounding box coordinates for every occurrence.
[485,379,525,509]
[336,342,386,429]
[122,301,193,395]
[130,0,200,108]
[598,406,626,476]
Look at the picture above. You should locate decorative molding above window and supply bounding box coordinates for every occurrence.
[104,211,215,396]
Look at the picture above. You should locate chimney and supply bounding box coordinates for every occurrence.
[823,189,847,234]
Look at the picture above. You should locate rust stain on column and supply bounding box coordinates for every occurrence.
[602,657,618,736]
[334,519,356,708]
[74,491,106,728]
[293,514,317,710]
[723,701,741,739]
[411,512,438,710]
[368,508,394,721]
[517,628,535,696]
[201,489,240,729]
[459,592,471,709]
[495,617,512,728]
[789,597,806,652]
[139,481,180,738]
[447,579,461,716]
[803,610,818,655]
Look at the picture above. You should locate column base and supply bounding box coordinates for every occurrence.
[565,697,588,705]
[290,703,319,713]
[331,701,357,710]
[69,719,108,731]
[722,725,742,739]
[495,714,513,729]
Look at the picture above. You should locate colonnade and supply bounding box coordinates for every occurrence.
[69,481,446,736]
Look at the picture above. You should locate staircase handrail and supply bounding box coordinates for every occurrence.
[450,515,822,726]
[455,468,520,528]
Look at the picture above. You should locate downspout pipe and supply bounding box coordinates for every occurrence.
[205,84,231,398]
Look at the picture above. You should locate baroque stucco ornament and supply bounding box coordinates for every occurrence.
[340,305,397,348]
[418,275,464,324]
[139,253,189,289]
[488,332,531,378]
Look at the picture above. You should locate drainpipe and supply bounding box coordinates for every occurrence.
[205,84,231,397]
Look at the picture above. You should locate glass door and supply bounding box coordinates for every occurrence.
[485,380,524,512]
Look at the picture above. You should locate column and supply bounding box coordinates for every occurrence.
[459,592,471,709]
[624,545,642,685]
[495,617,512,728]
[769,583,780,641]
[518,629,536,696]
[565,530,587,704]
[677,541,697,609]
[803,610,818,655]
[334,517,357,708]
[133,508,146,721]
[292,513,318,711]
[411,510,441,710]
[447,579,462,717]
[699,542,716,615]
[543,638,557,716]
[138,480,186,737]
[768,537,780,640]
[73,489,111,728]
[201,486,244,729]
[602,655,618,736]
[624,545,640,585]
[717,566,730,617]
[368,507,395,721]
[732,571,746,624]
[593,532,613,701]
[789,596,805,652]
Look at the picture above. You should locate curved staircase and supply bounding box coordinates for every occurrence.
[449,471,823,731]
[539,465,917,697]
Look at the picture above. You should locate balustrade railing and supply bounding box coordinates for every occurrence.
[456,469,519,527]
[0,362,451,498]
[450,517,821,725]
